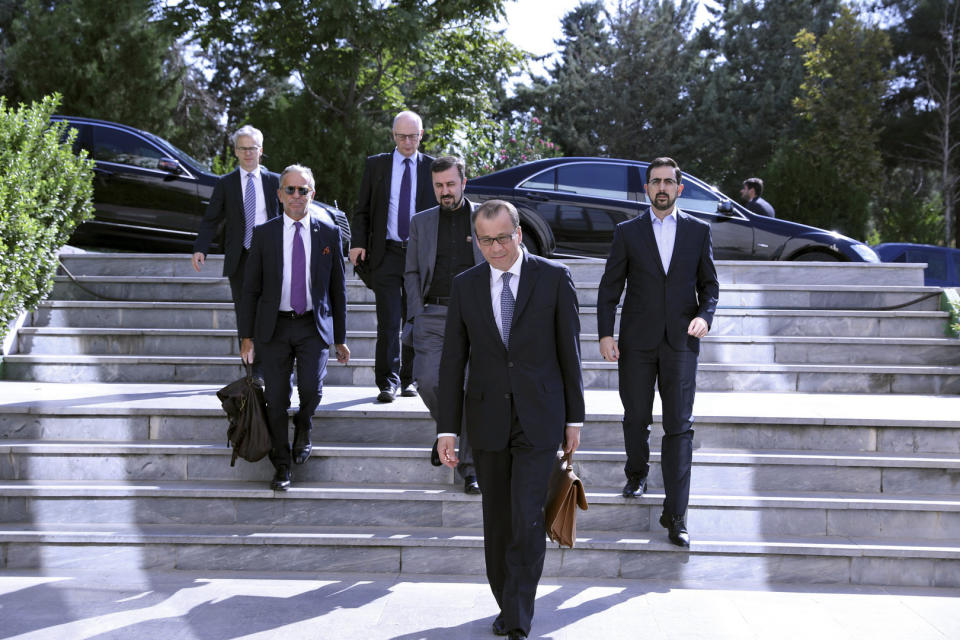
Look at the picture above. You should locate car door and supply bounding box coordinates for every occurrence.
[514,161,642,256]
[669,178,756,260]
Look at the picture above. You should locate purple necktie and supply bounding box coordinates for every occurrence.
[243,172,256,249]
[398,157,412,240]
[291,221,307,315]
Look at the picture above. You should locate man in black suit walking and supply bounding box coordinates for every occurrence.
[740,176,776,218]
[192,125,280,375]
[437,199,584,640]
[350,110,435,402]
[239,165,350,491]
[597,157,719,547]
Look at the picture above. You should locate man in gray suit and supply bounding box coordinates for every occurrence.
[404,156,481,493]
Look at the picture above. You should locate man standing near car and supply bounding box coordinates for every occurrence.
[404,155,482,494]
[239,165,350,491]
[597,157,719,548]
[350,111,435,403]
[437,199,583,639]
[192,125,280,375]
[740,177,776,218]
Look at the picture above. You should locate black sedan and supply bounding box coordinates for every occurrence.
[464,157,879,262]
[51,115,351,254]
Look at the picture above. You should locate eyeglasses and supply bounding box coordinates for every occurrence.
[283,186,312,196]
[393,132,420,142]
[648,178,678,187]
[477,231,518,247]
[236,146,261,153]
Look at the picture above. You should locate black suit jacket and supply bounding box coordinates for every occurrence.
[238,212,347,348]
[438,252,585,451]
[351,151,435,269]
[745,196,776,218]
[597,211,719,352]
[193,167,281,278]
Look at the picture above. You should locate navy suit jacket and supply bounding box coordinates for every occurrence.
[238,212,347,348]
[193,167,281,278]
[438,252,585,451]
[596,211,719,352]
[351,151,435,269]
[745,196,776,218]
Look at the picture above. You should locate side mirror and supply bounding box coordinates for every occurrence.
[158,158,183,174]
[717,199,735,215]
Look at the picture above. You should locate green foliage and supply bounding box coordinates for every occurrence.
[0,94,94,343]
[942,288,960,337]
[871,168,946,244]
[457,114,561,177]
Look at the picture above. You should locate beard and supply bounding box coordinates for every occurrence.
[439,195,462,212]
[651,192,676,213]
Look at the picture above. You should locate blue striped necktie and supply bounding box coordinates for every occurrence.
[500,272,514,348]
[243,172,256,249]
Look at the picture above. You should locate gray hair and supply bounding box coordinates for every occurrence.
[472,199,519,230]
[231,125,264,147]
[279,164,316,190]
[392,110,423,132]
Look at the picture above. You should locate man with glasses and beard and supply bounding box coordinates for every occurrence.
[597,157,719,547]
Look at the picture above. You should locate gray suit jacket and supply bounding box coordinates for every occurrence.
[404,198,484,323]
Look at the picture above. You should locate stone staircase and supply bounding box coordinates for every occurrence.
[0,253,959,587]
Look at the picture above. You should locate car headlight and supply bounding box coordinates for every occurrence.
[850,243,880,262]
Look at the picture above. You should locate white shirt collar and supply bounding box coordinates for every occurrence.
[489,247,524,284]
[283,212,309,228]
[650,206,679,224]
[242,166,261,180]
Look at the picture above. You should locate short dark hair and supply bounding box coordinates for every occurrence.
[645,157,682,184]
[472,199,519,230]
[743,177,764,196]
[431,155,466,181]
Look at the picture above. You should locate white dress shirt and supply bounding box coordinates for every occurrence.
[240,167,269,227]
[279,213,313,313]
[386,149,420,241]
[650,207,678,273]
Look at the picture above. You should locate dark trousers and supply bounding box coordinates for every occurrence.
[474,409,557,636]
[619,340,698,517]
[228,249,262,377]
[372,243,414,390]
[258,314,329,469]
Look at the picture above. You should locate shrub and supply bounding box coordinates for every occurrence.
[0,94,94,344]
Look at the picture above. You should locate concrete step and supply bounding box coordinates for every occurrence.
[57,253,928,286]
[5,354,959,393]
[51,275,944,311]
[3,480,959,541]
[1,522,957,587]
[29,301,953,338]
[17,328,960,366]
[3,441,957,496]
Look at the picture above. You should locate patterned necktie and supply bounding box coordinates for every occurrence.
[398,158,412,240]
[243,172,256,249]
[291,221,307,315]
[500,272,514,348]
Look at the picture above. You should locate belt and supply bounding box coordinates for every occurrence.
[385,239,408,250]
[277,310,314,319]
[424,296,450,306]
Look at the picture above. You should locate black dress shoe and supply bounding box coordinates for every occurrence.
[464,475,481,495]
[659,512,690,547]
[622,476,647,498]
[507,631,527,639]
[292,427,312,465]
[430,439,442,467]
[400,383,418,397]
[377,386,396,403]
[270,465,291,491]
[492,616,507,635]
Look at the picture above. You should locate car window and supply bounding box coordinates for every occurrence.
[549,163,629,200]
[93,127,165,170]
[676,180,721,214]
[907,249,948,280]
[521,168,555,191]
[539,204,630,231]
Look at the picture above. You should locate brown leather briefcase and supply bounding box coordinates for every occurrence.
[544,451,588,548]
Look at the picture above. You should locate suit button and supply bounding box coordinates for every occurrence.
[504,393,511,399]
[507,362,514,368]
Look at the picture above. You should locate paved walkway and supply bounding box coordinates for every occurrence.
[1,570,958,639]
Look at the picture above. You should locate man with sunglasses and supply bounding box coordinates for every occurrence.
[239,165,350,491]
[192,125,281,378]
[350,111,436,403]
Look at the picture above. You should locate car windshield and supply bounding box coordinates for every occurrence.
[141,130,211,172]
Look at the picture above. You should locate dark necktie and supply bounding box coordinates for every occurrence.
[243,172,256,249]
[500,272,514,348]
[398,158,412,240]
[291,221,306,315]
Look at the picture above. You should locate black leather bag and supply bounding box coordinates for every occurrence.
[217,363,272,466]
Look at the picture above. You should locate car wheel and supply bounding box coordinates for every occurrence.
[791,250,842,262]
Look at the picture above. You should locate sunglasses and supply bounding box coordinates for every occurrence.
[283,186,312,196]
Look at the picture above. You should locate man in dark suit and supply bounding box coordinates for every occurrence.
[350,110,435,402]
[740,176,776,218]
[404,155,483,494]
[597,157,719,547]
[239,165,350,491]
[192,125,281,375]
[437,200,584,640]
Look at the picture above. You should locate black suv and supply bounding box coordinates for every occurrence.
[52,115,350,253]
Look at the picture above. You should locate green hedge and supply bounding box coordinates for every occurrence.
[0,94,94,345]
